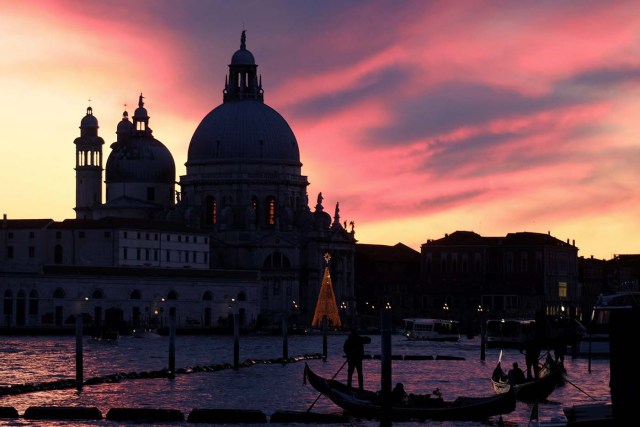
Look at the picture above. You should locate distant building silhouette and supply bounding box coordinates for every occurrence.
[353,243,421,329]
[420,230,580,331]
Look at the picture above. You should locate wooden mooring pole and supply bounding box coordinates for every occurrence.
[75,313,83,391]
[168,312,176,379]
[380,308,392,426]
[233,311,240,370]
[322,315,328,360]
[282,313,289,360]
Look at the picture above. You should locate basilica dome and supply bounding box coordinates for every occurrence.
[186,31,300,166]
[188,100,299,163]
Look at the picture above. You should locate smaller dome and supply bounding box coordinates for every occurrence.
[80,107,98,128]
[106,136,175,183]
[133,106,148,120]
[232,49,255,65]
[117,111,132,134]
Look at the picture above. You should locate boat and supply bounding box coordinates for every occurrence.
[402,318,460,341]
[491,358,565,402]
[303,363,516,421]
[485,318,535,349]
[132,328,161,338]
[89,328,119,343]
[576,291,640,357]
[563,402,613,425]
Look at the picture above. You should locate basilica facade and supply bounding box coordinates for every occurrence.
[0,32,356,333]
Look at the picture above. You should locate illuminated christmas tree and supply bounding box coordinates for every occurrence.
[311,253,342,328]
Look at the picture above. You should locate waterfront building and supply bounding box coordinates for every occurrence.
[420,230,580,329]
[0,32,356,333]
[353,243,421,329]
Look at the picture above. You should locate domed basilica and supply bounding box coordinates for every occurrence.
[0,32,356,333]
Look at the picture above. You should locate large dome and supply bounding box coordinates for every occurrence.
[106,136,175,183]
[187,100,300,163]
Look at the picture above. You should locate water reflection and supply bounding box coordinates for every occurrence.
[0,334,610,426]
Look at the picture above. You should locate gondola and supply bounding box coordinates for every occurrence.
[303,363,516,421]
[491,359,565,402]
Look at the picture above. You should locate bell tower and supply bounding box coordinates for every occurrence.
[74,105,104,219]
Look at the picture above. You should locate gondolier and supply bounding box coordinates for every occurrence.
[343,328,371,391]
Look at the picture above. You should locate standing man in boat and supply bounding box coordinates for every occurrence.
[344,327,371,391]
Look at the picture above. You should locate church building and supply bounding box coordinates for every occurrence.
[0,32,356,333]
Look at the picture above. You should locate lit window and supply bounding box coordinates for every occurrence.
[558,282,567,298]
[266,196,276,225]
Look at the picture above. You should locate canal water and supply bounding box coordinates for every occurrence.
[0,333,610,426]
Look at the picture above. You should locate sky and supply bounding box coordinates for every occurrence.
[1,0,639,260]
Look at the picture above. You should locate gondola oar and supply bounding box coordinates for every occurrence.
[305,360,348,412]
[536,360,597,401]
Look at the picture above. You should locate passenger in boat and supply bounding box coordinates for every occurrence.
[508,362,526,385]
[343,328,371,391]
[391,382,408,405]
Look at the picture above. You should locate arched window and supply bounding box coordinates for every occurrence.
[54,244,63,264]
[29,290,39,315]
[263,252,291,269]
[92,289,104,299]
[167,290,178,300]
[266,196,276,226]
[3,290,13,316]
[237,291,247,301]
[53,288,65,298]
[16,290,26,325]
[130,289,141,299]
[203,291,213,301]
[206,196,217,225]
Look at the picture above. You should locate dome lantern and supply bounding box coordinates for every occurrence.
[132,93,151,133]
[224,31,263,102]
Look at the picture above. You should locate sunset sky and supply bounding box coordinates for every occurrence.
[1,0,639,260]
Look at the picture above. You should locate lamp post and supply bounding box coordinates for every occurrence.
[340,301,347,329]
